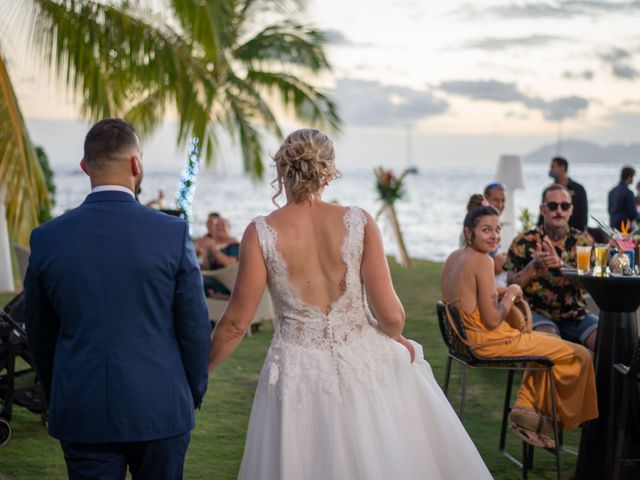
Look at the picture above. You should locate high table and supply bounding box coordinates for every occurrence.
[564,270,640,480]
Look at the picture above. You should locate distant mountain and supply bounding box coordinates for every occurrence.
[524,140,640,164]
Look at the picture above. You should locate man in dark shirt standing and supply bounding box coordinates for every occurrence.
[608,166,639,230]
[548,156,588,231]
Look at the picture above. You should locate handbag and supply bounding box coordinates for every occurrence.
[504,298,532,333]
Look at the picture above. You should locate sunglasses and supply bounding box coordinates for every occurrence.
[545,201,572,211]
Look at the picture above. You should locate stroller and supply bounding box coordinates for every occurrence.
[0,292,47,445]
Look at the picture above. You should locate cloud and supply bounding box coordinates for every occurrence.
[439,79,530,103]
[562,70,595,80]
[324,29,353,46]
[612,64,640,79]
[541,96,589,121]
[454,1,640,20]
[322,29,375,48]
[438,79,589,121]
[599,48,640,79]
[332,78,449,127]
[505,110,530,119]
[456,34,568,51]
[601,48,632,61]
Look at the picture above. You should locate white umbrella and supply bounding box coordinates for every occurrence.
[495,155,525,248]
[0,183,15,293]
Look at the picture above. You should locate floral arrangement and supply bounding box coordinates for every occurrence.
[374,167,409,205]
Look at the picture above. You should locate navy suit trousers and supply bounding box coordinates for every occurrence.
[61,432,190,480]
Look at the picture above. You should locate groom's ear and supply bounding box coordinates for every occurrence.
[80,159,90,176]
[131,156,142,176]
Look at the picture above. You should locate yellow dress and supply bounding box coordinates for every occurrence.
[454,301,598,430]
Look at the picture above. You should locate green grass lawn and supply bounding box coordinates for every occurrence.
[0,260,580,479]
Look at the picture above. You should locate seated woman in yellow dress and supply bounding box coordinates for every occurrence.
[441,205,598,447]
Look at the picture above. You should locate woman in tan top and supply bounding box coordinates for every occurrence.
[441,206,597,447]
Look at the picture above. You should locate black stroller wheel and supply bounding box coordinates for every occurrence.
[0,418,11,445]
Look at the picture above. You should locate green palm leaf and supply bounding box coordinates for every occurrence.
[0,0,341,239]
[235,22,330,72]
[0,50,50,244]
[247,70,340,130]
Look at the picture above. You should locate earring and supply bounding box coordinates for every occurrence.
[322,178,329,187]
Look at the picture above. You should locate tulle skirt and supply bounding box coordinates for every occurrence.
[238,338,492,480]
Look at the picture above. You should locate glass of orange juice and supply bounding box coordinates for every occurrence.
[576,245,592,275]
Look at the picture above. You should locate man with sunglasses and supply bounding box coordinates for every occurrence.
[504,184,598,351]
[538,156,588,231]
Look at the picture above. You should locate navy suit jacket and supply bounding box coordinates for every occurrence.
[24,191,211,443]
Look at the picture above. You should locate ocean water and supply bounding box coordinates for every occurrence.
[52,163,625,262]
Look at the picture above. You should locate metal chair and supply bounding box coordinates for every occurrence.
[612,336,640,480]
[436,301,562,479]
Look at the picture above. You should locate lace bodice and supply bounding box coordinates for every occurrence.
[253,207,397,406]
[254,206,371,349]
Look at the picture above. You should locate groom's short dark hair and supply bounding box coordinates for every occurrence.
[84,118,139,168]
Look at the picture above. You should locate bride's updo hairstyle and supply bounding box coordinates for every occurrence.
[272,128,340,205]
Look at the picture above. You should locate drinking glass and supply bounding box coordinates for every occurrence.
[576,246,592,275]
[593,244,609,277]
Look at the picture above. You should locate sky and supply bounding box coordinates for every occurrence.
[3,0,640,170]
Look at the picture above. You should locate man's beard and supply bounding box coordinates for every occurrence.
[544,220,568,240]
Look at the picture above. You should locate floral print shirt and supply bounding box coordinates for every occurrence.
[503,226,593,321]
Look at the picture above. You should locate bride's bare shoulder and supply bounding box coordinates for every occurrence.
[265,202,356,224]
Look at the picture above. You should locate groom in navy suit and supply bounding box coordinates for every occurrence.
[24,118,211,479]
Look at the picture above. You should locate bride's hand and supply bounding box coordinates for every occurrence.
[397,336,415,363]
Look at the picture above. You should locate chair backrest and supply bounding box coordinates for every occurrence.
[13,244,30,283]
[436,301,476,362]
[628,336,640,378]
[204,263,275,326]
[202,263,239,290]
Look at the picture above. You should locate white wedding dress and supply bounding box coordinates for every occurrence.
[239,207,492,479]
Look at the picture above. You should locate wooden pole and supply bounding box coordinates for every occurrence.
[387,204,412,268]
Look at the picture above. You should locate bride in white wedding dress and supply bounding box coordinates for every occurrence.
[209,129,492,479]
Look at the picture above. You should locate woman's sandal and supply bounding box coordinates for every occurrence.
[508,407,558,449]
[510,424,556,449]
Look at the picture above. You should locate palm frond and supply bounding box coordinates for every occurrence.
[170,0,233,59]
[235,22,330,72]
[226,93,264,177]
[123,88,167,134]
[225,73,283,139]
[247,69,340,132]
[1,0,340,195]
[237,0,304,23]
[20,1,200,124]
[0,51,50,244]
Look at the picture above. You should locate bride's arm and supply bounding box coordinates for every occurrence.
[209,224,267,372]
[360,211,405,340]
